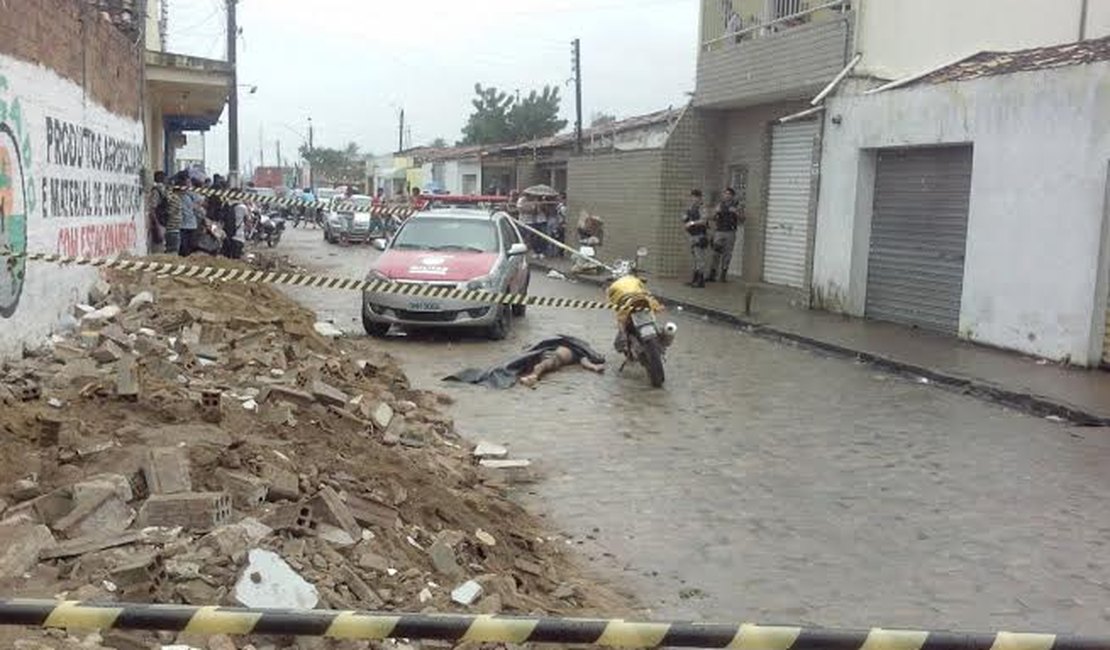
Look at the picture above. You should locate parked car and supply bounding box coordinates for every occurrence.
[324,195,373,244]
[361,209,530,339]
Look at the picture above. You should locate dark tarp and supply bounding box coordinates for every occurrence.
[443,335,606,389]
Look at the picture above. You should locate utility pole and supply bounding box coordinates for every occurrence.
[226,0,240,186]
[307,117,314,189]
[572,38,583,154]
[258,125,265,167]
[398,108,405,153]
[276,140,282,169]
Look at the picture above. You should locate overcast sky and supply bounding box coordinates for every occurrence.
[168,0,699,175]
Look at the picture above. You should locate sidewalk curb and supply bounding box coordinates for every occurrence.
[531,262,1109,427]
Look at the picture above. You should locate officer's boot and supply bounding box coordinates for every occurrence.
[706,269,718,283]
[720,267,729,283]
[686,271,700,287]
[694,271,706,288]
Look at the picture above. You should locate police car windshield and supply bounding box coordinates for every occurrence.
[392,218,498,253]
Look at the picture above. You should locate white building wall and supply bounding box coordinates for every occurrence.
[456,160,481,194]
[0,55,146,357]
[812,62,1110,365]
[855,0,1106,80]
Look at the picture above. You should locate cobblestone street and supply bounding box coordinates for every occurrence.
[278,228,1110,632]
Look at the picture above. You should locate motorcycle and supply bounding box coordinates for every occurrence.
[606,248,677,388]
[253,212,286,248]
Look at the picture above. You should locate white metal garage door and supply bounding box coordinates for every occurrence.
[865,146,973,335]
[762,121,819,288]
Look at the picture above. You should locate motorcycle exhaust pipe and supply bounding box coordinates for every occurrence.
[660,321,678,348]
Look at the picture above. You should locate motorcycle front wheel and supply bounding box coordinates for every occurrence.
[640,337,665,388]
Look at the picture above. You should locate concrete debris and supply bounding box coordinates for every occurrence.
[215,469,268,510]
[428,537,464,579]
[0,264,617,621]
[143,447,193,495]
[310,486,360,539]
[313,322,345,338]
[473,441,508,459]
[127,291,155,309]
[0,524,55,578]
[451,580,483,606]
[140,492,231,531]
[478,459,532,469]
[311,380,350,408]
[82,304,121,324]
[234,548,319,609]
[53,488,134,539]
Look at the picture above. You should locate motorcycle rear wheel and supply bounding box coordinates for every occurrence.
[640,337,666,388]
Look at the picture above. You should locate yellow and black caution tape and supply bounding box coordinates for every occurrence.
[0,599,1090,649]
[190,186,423,218]
[13,252,614,311]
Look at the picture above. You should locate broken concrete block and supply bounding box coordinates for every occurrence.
[311,381,350,408]
[99,324,133,349]
[369,402,394,430]
[215,469,268,510]
[36,415,63,448]
[234,548,319,609]
[338,565,383,607]
[143,447,192,495]
[108,552,165,590]
[201,518,273,556]
[428,537,463,579]
[74,473,134,503]
[264,385,314,407]
[475,529,497,547]
[89,279,112,305]
[10,477,40,502]
[4,488,73,527]
[0,524,56,578]
[53,488,134,539]
[91,341,125,364]
[313,322,344,338]
[451,580,483,606]
[261,465,300,502]
[261,502,317,535]
[479,459,531,469]
[82,304,121,324]
[128,291,155,309]
[39,530,145,560]
[318,525,357,548]
[345,494,399,530]
[140,492,231,531]
[310,487,359,539]
[473,441,508,459]
[115,355,140,401]
[513,558,544,577]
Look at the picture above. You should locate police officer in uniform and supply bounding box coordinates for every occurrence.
[708,187,743,282]
[682,189,709,288]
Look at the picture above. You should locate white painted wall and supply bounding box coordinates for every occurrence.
[0,55,146,357]
[812,62,1110,365]
[420,158,482,194]
[855,0,1106,80]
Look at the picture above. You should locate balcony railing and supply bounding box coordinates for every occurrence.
[702,0,853,52]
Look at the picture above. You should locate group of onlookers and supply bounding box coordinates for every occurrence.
[509,191,568,258]
[147,170,247,260]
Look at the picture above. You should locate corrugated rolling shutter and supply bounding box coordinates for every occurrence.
[1103,307,1110,366]
[865,146,973,335]
[763,121,819,288]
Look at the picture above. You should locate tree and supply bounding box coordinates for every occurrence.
[590,112,617,127]
[460,84,514,145]
[299,141,368,184]
[460,83,567,145]
[508,86,567,142]
[429,137,448,148]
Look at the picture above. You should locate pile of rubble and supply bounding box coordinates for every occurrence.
[0,260,629,649]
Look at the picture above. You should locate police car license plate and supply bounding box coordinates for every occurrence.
[408,301,442,311]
